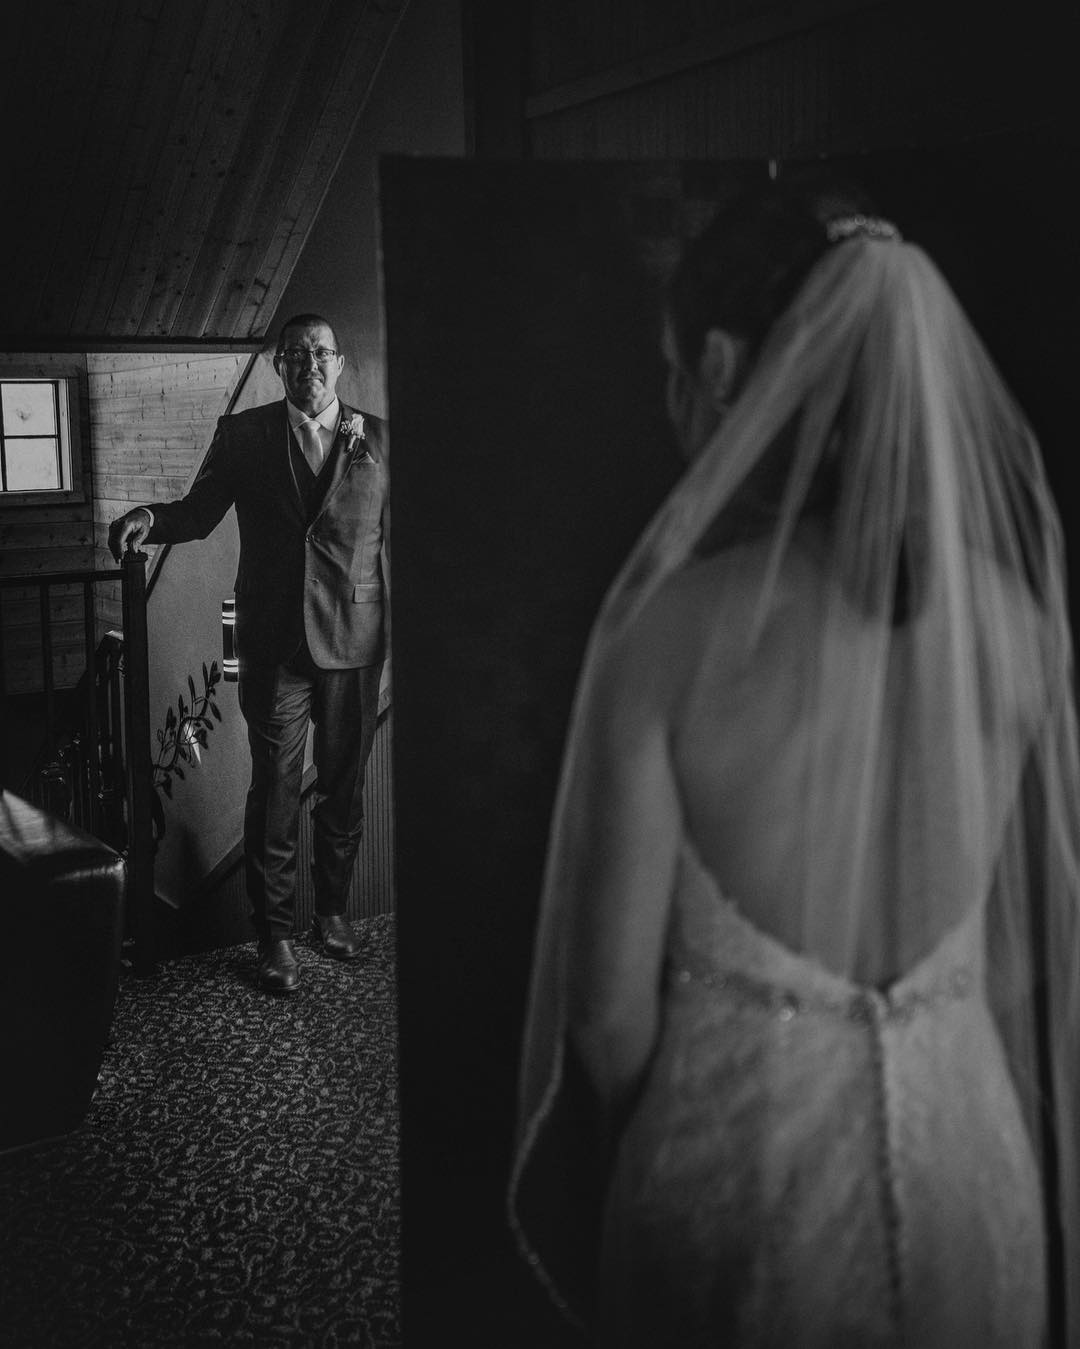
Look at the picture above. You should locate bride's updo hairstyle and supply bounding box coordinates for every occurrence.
[666,171,877,376]
[663,170,1052,631]
[664,172,909,606]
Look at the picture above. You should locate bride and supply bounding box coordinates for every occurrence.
[508,174,1080,1346]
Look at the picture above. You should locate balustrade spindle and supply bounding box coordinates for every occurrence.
[0,556,154,974]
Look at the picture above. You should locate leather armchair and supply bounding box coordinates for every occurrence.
[1,790,126,1150]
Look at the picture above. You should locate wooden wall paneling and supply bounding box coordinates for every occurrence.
[165,709,396,955]
[87,353,247,501]
[0,0,418,347]
[65,1,213,338]
[17,0,153,335]
[526,0,879,93]
[2,2,68,306]
[127,6,296,339]
[0,520,96,556]
[0,581,86,695]
[525,0,590,91]
[0,570,94,696]
[0,590,84,642]
[0,545,97,577]
[2,648,89,701]
[351,709,396,919]
[39,0,183,334]
[461,0,530,157]
[222,0,411,339]
[296,711,397,925]
[526,3,1072,161]
[1,353,94,695]
[99,3,258,339]
[4,1,118,334]
[529,32,828,159]
[88,350,248,394]
[176,0,380,339]
[0,568,97,693]
[87,351,248,635]
[169,4,336,340]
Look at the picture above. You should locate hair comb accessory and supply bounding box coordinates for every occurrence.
[825,214,901,244]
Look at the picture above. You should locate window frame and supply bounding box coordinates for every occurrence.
[0,358,87,507]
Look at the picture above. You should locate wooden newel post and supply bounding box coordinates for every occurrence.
[121,548,155,977]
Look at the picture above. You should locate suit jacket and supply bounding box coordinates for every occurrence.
[146,399,389,670]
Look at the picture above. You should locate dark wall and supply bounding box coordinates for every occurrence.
[820,134,1079,613]
[520,0,1075,161]
[384,157,722,1345]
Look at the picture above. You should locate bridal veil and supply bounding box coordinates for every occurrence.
[510,204,1080,1340]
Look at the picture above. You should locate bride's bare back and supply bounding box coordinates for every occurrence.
[621,526,1045,986]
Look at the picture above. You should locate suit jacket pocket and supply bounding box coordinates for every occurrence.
[353,582,381,603]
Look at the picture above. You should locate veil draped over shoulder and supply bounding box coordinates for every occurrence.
[509,230,1080,1338]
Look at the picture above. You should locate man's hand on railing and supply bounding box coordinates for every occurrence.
[108,508,153,563]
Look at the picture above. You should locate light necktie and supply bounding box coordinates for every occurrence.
[299,419,324,474]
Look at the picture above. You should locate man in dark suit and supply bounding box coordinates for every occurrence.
[109,314,389,994]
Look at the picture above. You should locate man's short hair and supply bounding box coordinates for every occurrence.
[274,314,338,359]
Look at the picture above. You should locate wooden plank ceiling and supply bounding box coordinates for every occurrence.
[0,0,408,346]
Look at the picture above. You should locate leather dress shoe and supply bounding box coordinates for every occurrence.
[257,938,300,994]
[312,913,363,960]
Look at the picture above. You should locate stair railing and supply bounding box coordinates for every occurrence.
[0,549,155,975]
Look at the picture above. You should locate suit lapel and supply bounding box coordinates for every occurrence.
[273,399,309,520]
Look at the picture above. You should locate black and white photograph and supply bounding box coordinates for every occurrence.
[1,3,1077,1347]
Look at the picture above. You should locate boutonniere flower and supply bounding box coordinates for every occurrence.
[338,412,366,455]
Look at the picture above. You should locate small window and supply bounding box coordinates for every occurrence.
[0,363,85,505]
[0,378,74,494]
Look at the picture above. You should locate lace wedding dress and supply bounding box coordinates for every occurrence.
[596,841,1045,1348]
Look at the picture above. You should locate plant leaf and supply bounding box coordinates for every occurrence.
[211,702,223,721]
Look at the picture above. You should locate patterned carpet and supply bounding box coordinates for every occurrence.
[0,914,400,1348]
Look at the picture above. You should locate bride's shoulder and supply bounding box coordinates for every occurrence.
[667,533,822,632]
[587,558,740,721]
[598,538,800,693]
[628,541,772,637]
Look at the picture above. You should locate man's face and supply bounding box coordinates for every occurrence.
[275,321,345,415]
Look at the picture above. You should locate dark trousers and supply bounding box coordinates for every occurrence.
[238,645,383,941]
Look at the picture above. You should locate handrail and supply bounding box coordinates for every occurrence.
[119,550,154,975]
[1,567,124,586]
[0,552,156,975]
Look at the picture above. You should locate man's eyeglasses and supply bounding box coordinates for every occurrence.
[280,346,339,365]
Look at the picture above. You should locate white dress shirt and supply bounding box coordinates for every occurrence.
[286,396,340,475]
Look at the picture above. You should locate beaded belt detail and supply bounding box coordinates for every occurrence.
[667,960,975,1025]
